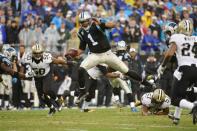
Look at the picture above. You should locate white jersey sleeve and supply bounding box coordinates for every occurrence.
[42,52,53,64]
[160,95,171,109]
[170,34,197,66]
[141,93,153,107]
[21,52,32,64]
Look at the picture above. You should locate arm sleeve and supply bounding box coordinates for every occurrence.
[78,32,86,51]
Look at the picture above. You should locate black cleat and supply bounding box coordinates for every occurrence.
[75,94,88,106]
[48,107,56,116]
[192,105,197,125]
[168,113,180,125]
[83,109,95,112]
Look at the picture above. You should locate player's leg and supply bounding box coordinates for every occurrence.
[105,51,151,86]
[3,75,12,110]
[171,67,197,124]
[117,78,137,112]
[0,82,4,110]
[77,54,103,104]
[81,79,97,112]
[34,78,45,108]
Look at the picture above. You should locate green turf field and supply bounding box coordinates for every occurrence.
[0,107,196,131]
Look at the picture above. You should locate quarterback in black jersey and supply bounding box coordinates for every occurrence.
[76,11,152,104]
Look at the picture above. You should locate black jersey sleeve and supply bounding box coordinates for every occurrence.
[99,21,109,31]
[78,30,86,50]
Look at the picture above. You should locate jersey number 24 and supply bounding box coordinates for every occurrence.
[181,43,197,58]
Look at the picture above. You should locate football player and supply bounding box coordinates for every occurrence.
[76,11,152,105]
[158,19,197,124]
[141,89,171,115]
[0,46,28,110]
[22,44,68,115]
[110,41,137,112]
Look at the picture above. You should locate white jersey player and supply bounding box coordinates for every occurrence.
[21,44,68,115]
[141,89,171,115]
[157,19,197,125]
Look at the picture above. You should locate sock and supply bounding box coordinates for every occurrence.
[130,102,135,108]
[82,101,91,110]
[193,87,197,93]
[4,101,9,108]
[114,95,119,102]
[0,94,3,107]
[179,99,194,110]
[126,93,134,103]
[4,95,9,107]
[174,106,182,119]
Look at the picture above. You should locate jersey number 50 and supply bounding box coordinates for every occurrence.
[181,43,197,58]
[32,68,45,76]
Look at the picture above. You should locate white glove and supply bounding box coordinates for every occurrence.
[157,65,165,78]
[25,71,34,78]
[173,69,182,81]
[1,81,8,89]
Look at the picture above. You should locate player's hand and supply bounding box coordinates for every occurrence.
[157,65,166,79]
[1,81,8,90]
[92,17,101,25]
[25,70,34,78]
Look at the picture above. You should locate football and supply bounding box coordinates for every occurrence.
[65,48,78,58]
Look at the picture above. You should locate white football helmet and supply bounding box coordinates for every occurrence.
[116,41,127,51]
[78,11,92,31]
[177,19,193,36]
[78,11,91,23]
[32,44,43,60]
[3,47,17,61]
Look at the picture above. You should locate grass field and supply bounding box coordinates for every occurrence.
[0,107,196,131]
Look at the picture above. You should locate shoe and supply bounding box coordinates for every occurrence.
[168,112,174,120]
[83,109,95,112]
[192,105,197,125]
[168,112,180,125]
[131,107,138,112]
[173,118,180,125]
[48,108,56,116]
[75,94,87,105]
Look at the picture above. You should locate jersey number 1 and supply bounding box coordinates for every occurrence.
[181,43,197,58]
[88,34,98,46]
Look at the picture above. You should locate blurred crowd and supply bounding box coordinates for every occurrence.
[0,0,196,109]
[0,0,196,55]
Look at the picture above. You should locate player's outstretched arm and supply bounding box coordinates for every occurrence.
[92,17,115,28]
[0,62,26,79]
[52,57,67,65]
[161,42,177,67]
